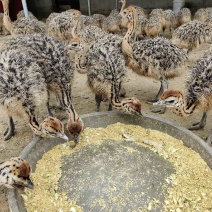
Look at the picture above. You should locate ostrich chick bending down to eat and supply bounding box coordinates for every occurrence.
[0,47,68,141]
[79,32,142,115]
[119,6,187,113]
[2,33,84,143]
[154,51,212,145]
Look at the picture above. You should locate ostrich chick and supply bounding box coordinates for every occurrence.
[47,10,81,41]
[177,8,191,26]
[154,51,212,145]
[0,157,34,190]
[172,21,212,51]
[1,0,45,35]
[3,33,84,143]
[120,6,187,113]
[82,33,142,115]
[0,47,68,140]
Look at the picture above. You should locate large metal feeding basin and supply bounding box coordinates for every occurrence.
[8,112,212,212]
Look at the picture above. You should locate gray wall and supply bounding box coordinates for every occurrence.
[79,0,212,15]
[27,0,56,17]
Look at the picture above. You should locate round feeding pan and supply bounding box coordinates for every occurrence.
[8,112,212,212]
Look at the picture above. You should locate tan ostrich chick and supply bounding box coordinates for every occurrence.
[0,157,34,190]
[120,6,187,113]
[154,51,212,145]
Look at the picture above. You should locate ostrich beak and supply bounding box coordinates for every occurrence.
[26,178,34,189]
[135,112,143,117]
[58,133,69,141]
[153,100,164,106]
[72,135,79,144]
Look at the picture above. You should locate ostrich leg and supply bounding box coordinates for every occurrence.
[108,103,112,111]
[188,112,207,130]
[4,116,15,140]
[95,94,102,112]
[155,78,168,100]
[151,78,168,114]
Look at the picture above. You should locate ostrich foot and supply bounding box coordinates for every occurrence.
[95,94,102,112]
[4,117,15,141]
[108,103,112,111]
[188,112,207,130]
[188,122,206,130]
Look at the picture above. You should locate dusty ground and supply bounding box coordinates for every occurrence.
[0,35,211,211]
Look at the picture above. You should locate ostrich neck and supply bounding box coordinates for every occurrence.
[27,114,44,136]
[122,10,137,56]
[177,94,198,116]
[120,0,126,12]
[67,104,79,123]
[1,0,14,33]
[110,80,122,110]
[71,18,79,38]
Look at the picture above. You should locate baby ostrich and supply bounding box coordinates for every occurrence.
[154,51,212,145]
[163,9,178,36]
[47,10,81,41]
[177,8,191,26]
[145,9,166,37]
[120,6,187,113]
[79,25,107,44]
[78,32,142,115]
[120,0,148,40]
[0,46,68,141]
[3,33,84,143]
[91,14,106,28]
[172,20,212,51]
[0,157,34,190]
[101,5,124,34]
[1,0,45,35]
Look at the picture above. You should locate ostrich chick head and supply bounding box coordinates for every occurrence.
[40,116,69,140]
[153,90,183,108]
[119,97,142,116]
[67,117,84,144]
[7,157,34,190]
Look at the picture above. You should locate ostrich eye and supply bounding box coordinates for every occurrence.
[48,131,56,136]
[72,43,78,47]
[167,100,175,104]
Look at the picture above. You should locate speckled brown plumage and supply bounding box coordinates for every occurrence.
[0,157,34,190]
[155,51,212,144]
[177,8,191,26]
[172,20,212,50]
[1,34,83,142]
[81,33,142,115]
[47,10,81,41]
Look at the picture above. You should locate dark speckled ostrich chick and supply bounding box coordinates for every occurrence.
[1,34,83,143]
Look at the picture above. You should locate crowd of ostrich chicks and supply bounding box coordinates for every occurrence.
[0,0,211,193]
